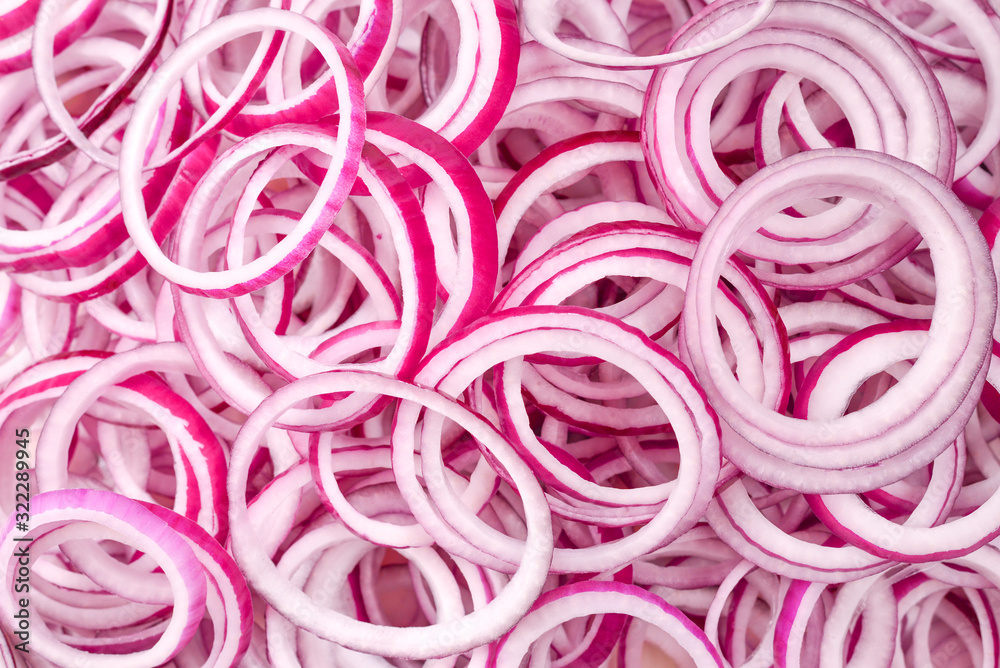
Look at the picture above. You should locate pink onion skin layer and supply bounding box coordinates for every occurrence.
[3,0,1000,665]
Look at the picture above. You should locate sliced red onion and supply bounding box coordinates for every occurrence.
[522,0,776,69]
[226,369,553,658]
[0,489,208,667]
[120,8,366,298]
[494,581,724,667]
[682,149,995,492]
[4,0,1000,662]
